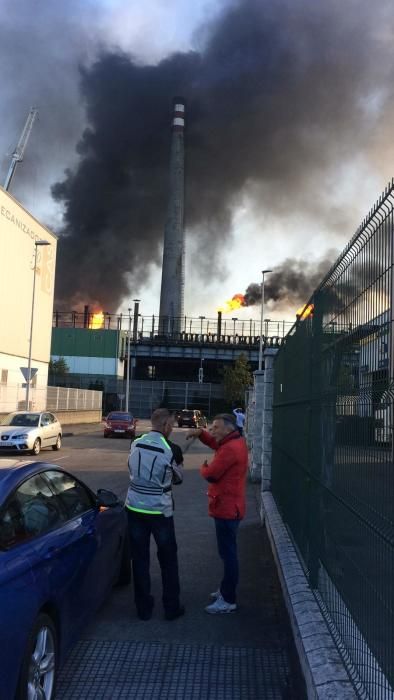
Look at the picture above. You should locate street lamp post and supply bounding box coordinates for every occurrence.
[258,269,272,371]
[199,357,204,383]
[26,240,51,410]
[125,307,131,412]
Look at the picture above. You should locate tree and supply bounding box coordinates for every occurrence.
[49,357,70,377]
[223,353,252,406]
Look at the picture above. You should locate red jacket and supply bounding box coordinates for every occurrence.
[199,430,248,519]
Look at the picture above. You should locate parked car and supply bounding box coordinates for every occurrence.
[103,412,137,439]
[0,460,130,700]
[0,411,62,455]
[177,409,208,428]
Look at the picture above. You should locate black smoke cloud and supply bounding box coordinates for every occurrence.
[0,0,96,207]
[243,254,337,309]
[3,0,394,310]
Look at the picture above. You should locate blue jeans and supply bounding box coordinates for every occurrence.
[126,509,180,616]
[214,517,240,604]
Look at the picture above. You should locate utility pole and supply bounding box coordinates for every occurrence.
[258,270,272,371]
[4,108,38,191]
[125,308,131,413]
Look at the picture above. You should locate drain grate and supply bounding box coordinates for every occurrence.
[57,640,290,699]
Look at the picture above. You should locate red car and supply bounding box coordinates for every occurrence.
[103,412,137,439]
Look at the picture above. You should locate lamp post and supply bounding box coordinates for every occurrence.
[26,240,51,410]
[199,357,204,383]
[258,269,272,371]
[125,307,131,412]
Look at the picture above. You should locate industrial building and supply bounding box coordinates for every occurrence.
[0,186,57,409]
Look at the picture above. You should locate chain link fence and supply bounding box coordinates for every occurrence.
[272,181,394,698]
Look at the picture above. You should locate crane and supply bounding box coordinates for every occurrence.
[4,107,38,191]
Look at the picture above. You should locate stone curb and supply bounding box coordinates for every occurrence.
[262,492,357,700]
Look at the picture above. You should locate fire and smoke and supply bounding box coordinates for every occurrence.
[218,254,336,313]
[2,0,394,310]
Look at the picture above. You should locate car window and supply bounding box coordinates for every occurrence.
[1,413,40,427]
[0,500,28,548]
[0,474,67,547]
[44,413,55,424]
[108,413,133,421]
[41,413,52,426]
[43,470,95,519]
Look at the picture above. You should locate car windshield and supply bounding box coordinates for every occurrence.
[107,413,133,421]
[1,413,40,427]
[181,411,193,418]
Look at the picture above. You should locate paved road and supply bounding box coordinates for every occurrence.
[1,424,306,699]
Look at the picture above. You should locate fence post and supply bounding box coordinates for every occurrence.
[261,348,278,500]
[249,370,264,482]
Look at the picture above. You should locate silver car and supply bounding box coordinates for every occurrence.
[0,411,62,455]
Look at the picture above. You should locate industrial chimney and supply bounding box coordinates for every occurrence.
[159,98,185,333]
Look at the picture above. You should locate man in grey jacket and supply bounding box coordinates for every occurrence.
[125,408,184,621]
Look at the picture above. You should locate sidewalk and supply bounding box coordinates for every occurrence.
[56,434,306,699]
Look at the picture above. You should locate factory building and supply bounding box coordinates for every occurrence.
[0,186,57,408]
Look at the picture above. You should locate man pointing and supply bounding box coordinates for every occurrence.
[186,413,248,614]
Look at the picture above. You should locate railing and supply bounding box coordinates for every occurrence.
[272,180,394,698]
[52,310,293,340]
[0,384,102,414]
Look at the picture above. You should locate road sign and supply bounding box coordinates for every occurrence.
[20,367,38,382]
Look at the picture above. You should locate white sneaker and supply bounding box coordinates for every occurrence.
[205,593,237,614]
[209,589,221,600]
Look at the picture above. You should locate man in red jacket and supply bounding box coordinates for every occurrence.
[186,413,248,614]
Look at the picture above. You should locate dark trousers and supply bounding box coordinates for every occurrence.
[214,517,240,604]
[126,509,180,615]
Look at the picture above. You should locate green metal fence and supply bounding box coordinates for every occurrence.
[272,182,394,698]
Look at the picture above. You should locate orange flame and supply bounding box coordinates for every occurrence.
[89,311,105,329]
[296,303,314,320]
[218,294,245,313]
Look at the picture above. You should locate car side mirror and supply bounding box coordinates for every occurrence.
[96,488,120,508]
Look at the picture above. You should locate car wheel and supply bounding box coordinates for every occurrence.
[104,433,109,438]
[116,533,131,586]
[52,434,62,451]
[16,612,57,700]
[31,438,41,455]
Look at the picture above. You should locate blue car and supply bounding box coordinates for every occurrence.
[0,461,130,700]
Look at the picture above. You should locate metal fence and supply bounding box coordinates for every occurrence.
[52,310,293,340]
[121,380,226,419]
[0,384,102,414]
[272,181,394,698]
